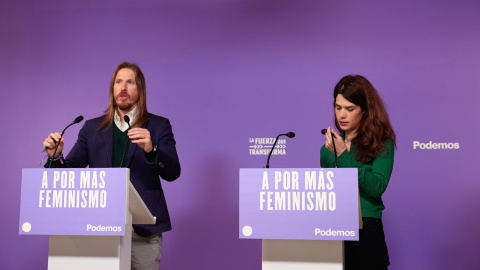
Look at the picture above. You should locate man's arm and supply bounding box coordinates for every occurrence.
[152,118,181,181]
[43,122,90,168]
[128,116,181,181]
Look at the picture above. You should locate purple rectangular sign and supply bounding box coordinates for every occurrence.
[239,168,359,240]
[19,168,128,236]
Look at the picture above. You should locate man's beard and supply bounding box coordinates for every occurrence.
[115,99,137,112]
[117,103,135,111]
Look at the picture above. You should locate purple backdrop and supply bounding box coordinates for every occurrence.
[2,0,479,269]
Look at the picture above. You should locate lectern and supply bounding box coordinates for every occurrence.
[239,168,361,270]
[19,168,155,270]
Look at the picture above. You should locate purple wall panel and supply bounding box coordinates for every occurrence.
[2,0,480,269]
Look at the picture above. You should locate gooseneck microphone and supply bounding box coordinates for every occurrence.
[48,115,84,168]
[120,115,131,168]
[44,116,84,152]
[321,129,338,168]
[124,115,131,129]
[265,132,295,168]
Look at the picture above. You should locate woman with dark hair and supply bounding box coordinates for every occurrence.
[320,75,396,270]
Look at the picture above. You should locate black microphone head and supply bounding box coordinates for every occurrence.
[123,115,130,124]
[74,115,84,124]
[321,129,327,135]
[286,132,295,138]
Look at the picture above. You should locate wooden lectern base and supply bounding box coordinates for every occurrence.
[262,239,344,270]
[48,213,133,270]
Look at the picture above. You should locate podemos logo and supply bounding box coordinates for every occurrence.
[413,141,460,150]
[86,224,122,232]
[315,228,355,237]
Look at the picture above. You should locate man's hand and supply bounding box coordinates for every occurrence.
[43,132,64,157]
[128,128,153,153]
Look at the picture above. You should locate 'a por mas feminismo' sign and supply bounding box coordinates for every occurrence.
[19,168,128,236]
[239,168,359,240]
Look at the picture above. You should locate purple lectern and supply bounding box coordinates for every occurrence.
[239,168,361,270]
[19,168,155,270]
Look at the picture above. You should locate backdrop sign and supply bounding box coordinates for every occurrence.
[239,168,359,240]
[19,168,128,236]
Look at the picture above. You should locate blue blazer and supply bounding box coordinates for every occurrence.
[59,114,181,236]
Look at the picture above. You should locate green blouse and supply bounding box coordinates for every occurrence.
[320,138,394,218]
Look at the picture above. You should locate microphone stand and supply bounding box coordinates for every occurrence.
[48,116,84,168]
[331,133,338,168]
[120,115,131,168]
[265,134,282,168]
[265,132,295,168]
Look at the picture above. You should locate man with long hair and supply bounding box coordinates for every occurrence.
[43,62,181,269]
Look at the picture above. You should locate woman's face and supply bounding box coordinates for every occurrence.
[335,94,363,134]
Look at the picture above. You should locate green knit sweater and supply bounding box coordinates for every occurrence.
[320,138,394,218]
[113,124,130,168]
[112,124,156,167]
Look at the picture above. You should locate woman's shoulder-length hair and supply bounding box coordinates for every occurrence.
[333,75,396,162]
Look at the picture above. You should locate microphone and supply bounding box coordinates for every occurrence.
[47,115,84,168]
[44,116,84,152]
[321,129,338,168]
[265,132,295,168]
[120,115,131,168]
[123,115,131,128]
[72,115,84,125]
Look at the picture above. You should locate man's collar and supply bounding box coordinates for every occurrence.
[114,106,138,131]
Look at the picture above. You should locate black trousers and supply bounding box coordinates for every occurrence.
[344,217,390,270]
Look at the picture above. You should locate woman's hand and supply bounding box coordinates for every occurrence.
[325,126,347,156]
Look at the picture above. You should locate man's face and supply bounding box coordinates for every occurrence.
[113,68,139,114]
